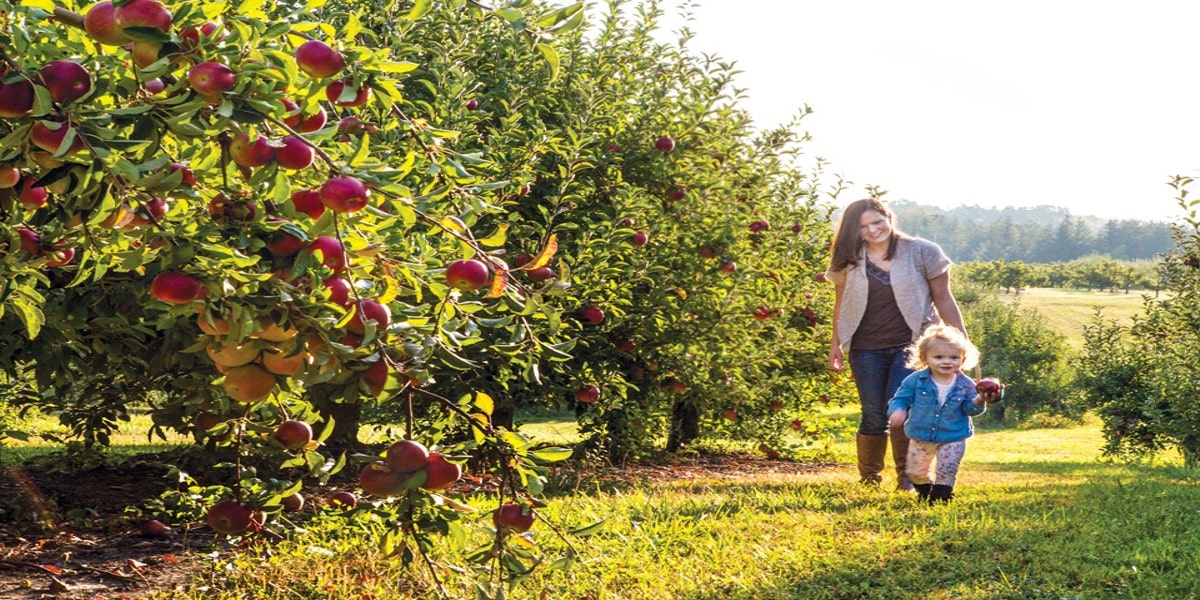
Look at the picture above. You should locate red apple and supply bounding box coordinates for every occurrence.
[719,260,737,273]
[327,491,357,509]
[17,179,46,211]
[179,21,223,52]
[0,165,19,189]
[138,519,173,538]
[150,271,204,304]
[30,121,84,156]
[17,227,40,255]
[188,61,236,97]
[975,377,1004,398]
[444,259,491,291]
[113,0,173,33]
[337,116,377,135]
[420,453,461,492]
[275,136,313,170]
[307,235,346,272]
[630,232,649,247]
[282,99,327,133]
[576,385,600,404]
[0,75,34,118]
[386,439,430,473]
[265,225,303,257]
[289,189,325,219]
[616,339,636,353]
[229,133,275,168]
[791,223,802,234]
[44,247,76,267]
[698,245,716,259]
[325,79,371,107]
[319,175,370,213]
[206,499,258,534]
[792,419,805,431]
[273,419,313,451]
[466,98,479,111]
[38,61,91,104]
[295,40,345,78]
[144,78,165,94]
[165,162,195,187]
[362,360,389,396]
[527,266,554,281]
[129,41,164,69]
[815,273,828,283]
[580,305,605,325]
[654,136,675,153]
[347,298,392,335]
[322,276,352,306]
[280,493,305,512]
[722,408,738,421]
[359,462,406,497]
[667,187,686,201]
[492,503,535,534]
[769,401,783,412]
[618,217,634,227]
[83,1,133,46]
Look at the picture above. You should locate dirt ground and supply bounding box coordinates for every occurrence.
[0,452,839,599]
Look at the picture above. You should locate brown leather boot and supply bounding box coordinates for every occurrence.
[856,434,888,485]
[890,428,915,492]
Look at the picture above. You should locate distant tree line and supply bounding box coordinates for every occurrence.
[889,201,1174,263]
[957,257,1162,294]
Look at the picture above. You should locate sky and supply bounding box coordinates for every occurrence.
[644,0,1200,222]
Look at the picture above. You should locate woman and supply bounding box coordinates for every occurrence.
[825,198,967,490]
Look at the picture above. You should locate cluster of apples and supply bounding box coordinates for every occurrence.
[358,440,463,497]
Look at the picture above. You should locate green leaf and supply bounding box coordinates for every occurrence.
[568,519,606,537]
[22,0,55,11]
[263,21,291,38]
[405,0,431,20]
[473,391,494,416]
[529,447,572,463]
[376,61,419,74]
[11,296,44,340]
[536,44,560,81]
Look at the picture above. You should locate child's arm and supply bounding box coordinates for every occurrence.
[887,375,917,427]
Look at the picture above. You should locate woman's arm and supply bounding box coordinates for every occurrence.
[829,283,846,371]
[929,272,967,336]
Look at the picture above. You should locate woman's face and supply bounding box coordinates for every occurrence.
[857,209,892,245]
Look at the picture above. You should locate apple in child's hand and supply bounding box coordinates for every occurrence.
[975,377,1004,400]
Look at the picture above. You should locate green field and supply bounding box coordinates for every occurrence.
[993,287,1162,349]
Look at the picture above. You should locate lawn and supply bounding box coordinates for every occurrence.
[993,286,1162,349]
[107,414,1200,599]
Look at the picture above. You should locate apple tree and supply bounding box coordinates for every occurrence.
[1079,176,1200,464]
[0,0,605,588]
[391,0,852,460]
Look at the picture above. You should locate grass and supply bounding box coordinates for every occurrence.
[993,286,1161,349]
[141,415,1200,599]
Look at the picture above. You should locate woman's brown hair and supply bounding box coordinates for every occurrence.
[827,198,902,272]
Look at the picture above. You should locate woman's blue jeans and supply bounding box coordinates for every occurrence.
[848,345,914,436]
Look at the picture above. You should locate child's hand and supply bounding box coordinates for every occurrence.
[888,409,907,429]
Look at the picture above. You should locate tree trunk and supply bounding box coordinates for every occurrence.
[318,400,363,451]
[666,398,700,452]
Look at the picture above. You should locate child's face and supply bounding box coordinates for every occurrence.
[924,339,965,377]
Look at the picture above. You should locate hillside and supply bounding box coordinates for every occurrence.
[883,200,1175,263]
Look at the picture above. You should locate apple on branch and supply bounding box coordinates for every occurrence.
[295,40,345,78]
[38,61,91,105]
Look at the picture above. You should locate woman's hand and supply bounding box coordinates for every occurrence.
[888,409,907,429]
[829,346,845,371]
